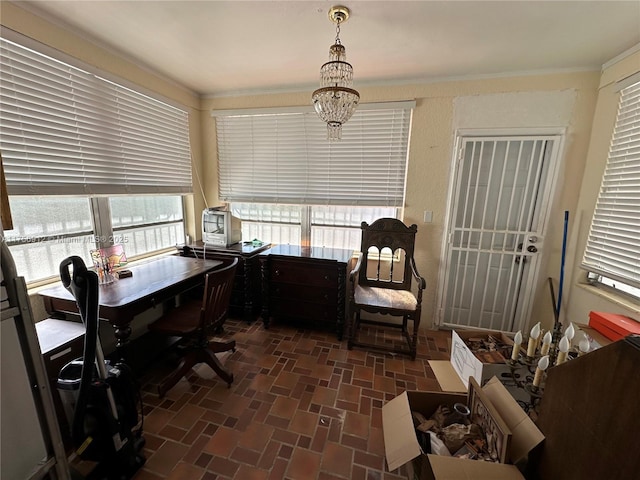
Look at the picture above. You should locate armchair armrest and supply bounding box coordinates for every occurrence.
[349,252,363,281]
[410,257,426,303]
[348,252,364,298]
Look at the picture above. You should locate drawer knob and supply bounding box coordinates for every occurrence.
[274,269,280,276]
[324,275,329,280]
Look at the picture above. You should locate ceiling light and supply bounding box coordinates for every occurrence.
[311,5,360,141]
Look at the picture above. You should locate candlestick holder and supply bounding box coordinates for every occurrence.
[504,322,581,418]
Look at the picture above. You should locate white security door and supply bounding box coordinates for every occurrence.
[438,133,562,332]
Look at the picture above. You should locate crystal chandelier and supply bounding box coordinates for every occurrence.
[312,6,360,141]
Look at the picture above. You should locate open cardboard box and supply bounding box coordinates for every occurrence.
[428,330,515,392]
[382,376,544,480]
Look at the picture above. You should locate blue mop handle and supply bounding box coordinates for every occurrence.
[556,211,569,318]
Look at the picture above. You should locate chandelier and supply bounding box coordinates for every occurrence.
[311,5,360,141]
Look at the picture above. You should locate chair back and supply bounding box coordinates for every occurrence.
[200,257,238,333]
[358,218,417,291]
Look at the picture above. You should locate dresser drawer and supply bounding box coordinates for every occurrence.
[271,283,337,305]
[270,259,337,288]
[271,300,336,324]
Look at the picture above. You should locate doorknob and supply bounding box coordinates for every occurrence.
[515,243,526,264]
[527,245,538,253]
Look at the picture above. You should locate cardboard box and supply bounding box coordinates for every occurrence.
[588,311,640,341]
[428,330,514,392]
[382,377,544,479]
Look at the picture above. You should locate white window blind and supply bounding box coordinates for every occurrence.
[582,80,640,288]
[0,36,193,196]
[215,102,414,207]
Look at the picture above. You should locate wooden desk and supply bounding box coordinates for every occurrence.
[178,241,271,322]
[38,255,222,351]
[259,245,353,339]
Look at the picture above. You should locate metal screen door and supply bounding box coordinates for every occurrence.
[439,134,561,332]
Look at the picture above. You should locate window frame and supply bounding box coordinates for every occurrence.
[581,78,640,299]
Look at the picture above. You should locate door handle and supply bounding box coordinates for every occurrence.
[515,243,526,264]
[527,245,538,253]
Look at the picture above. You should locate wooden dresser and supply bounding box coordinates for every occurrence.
[259,245,353,340]
[533,335,640,480]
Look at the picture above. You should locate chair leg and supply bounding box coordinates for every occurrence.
[410,314,420,360]
[209,339,236,354]
[199,348,234,387]
[158,350,198,398]
[347,310,359,350]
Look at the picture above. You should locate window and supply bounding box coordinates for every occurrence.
[310,205,398,250]
[3,195,185,284]
[582,79,640,299]
[110,196,185,257]
[3,197,94,283]
[0,33,191,284]
[232,203,397,250]
[216,102,413,249]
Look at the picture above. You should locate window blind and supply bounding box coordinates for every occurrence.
[582,80,640,288]
[215,102,414,207]
[0,36,193,196]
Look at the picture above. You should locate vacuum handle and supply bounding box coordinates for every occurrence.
[60,256,92,321]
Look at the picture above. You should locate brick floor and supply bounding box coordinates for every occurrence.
[132,318,451,480]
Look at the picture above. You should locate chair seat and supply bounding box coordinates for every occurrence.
[354,285,417,311]
[148,298,202,336]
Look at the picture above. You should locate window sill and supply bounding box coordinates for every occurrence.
[576,282,640,316]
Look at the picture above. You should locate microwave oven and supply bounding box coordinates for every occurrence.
[202,207,242,247]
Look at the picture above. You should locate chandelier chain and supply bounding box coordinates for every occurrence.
[335,22,342,45]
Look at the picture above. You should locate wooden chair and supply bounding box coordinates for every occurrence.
[149,258,238,397]
[347,218,426,359]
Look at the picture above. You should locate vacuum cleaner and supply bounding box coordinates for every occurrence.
[56,256,145,480]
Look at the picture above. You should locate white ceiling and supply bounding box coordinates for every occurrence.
[14,1,640,97]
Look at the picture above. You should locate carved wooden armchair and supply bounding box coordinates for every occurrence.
[347,218,425,359]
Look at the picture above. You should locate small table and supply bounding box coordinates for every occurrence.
[39,255,222,353]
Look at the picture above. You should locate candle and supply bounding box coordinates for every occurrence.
[511,331,523,361]
[533,355,549,387]
[534,323,542,350]
[565,322,575,342]
[556,336,570,365]
[527,323,541,357]
[540,331,552,356]
[578,335,590,356]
